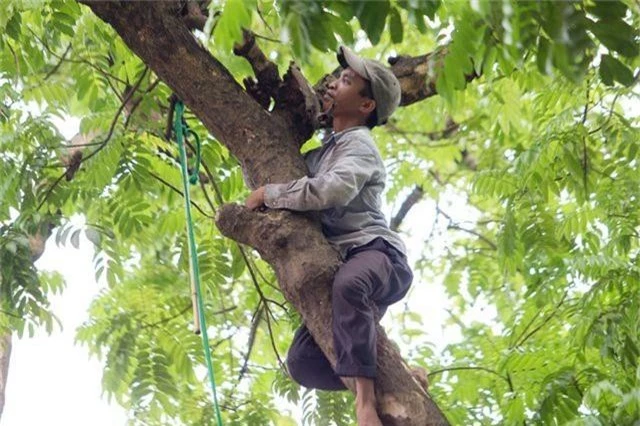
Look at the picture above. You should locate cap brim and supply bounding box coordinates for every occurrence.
[337,46,369,81]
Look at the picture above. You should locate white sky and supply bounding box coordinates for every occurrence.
[2,236,128,426]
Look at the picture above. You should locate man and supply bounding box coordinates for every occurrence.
[245,46,412,426]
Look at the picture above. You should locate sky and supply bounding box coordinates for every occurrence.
[2,233,128,426]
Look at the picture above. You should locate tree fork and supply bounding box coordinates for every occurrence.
[80,1,450,424]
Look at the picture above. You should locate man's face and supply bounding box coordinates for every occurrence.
[323,67,375,122]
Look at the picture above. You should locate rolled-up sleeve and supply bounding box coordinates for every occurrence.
[264,146,379,211]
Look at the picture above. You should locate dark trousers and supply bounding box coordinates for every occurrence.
[286,238,413,390]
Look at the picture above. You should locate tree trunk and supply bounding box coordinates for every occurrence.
[0,332,11,420]
[80,2,451,424]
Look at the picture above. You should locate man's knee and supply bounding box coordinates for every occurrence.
[332,272,368,304]
[286,355,305,386]
[286,353,347,391]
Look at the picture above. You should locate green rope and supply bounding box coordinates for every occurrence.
[174,99,224,426]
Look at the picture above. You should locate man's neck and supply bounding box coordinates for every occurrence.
[332,116,366,133]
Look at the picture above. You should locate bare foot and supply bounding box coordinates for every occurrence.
[354,377,383,426]
[356,403,383,426]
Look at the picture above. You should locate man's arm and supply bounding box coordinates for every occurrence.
[245,148,379,211]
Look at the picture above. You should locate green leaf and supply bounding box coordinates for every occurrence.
[589,18,639,58]
[85,228,101,246]
[213,0,253,52]
[389,8,403,44]
[353,0,390,45]
[5,12,21,40]
[70,229,80,249]
[586,1,627,19]
[325,12,354,45]
[600,54,634,87]
[307,14,336,52]
[286,14,310,60]
[5,241,17,254]
[537,37,552,75]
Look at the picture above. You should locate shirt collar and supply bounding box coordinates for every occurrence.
[322,126,369,146]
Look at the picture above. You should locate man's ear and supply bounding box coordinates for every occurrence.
[359,98,376,115]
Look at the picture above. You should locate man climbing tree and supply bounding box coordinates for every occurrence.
[246,46,414,426]
[2,1,639,425]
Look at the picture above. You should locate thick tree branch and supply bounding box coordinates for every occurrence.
[233,30,282,110]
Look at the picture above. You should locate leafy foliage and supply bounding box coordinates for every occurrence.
[1,0,639,424]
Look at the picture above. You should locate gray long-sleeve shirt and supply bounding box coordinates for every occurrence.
[264,126,407,259]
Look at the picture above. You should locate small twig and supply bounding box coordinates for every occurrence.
[140,304,192,329]
[199,159,225,206]
[253,33,281,44]
[428,365,511,386]
[387,118,461,144]
[147,170,213,218]
[581,80,590,194]
[81,67,149,164]
[263,297,287,311]
[43,44,72,81]
[513,292,567,348]
[255,5,275,35]
[28,28,130,88]
[124,77,161,129]
[6,42,20,81]
[448,224,497,250]
[508,308,542,349]
[140,304,236,330]
[262,298,286,370]
[238,302,264,381]
[199,178,218,215]
[35,172,67,212]
[436,206,498,250]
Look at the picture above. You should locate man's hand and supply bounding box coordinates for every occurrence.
[245,186,266,210]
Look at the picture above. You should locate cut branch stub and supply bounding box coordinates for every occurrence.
[388,49,479,106]
[274,64,323,146]
[233,30,324,142]
[234,30,282,109]
[388,52,440,106]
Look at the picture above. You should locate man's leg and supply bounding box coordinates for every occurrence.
[332,239,413,425]
[286,325,347,391]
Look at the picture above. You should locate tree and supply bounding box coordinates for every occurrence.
[1,0,639,425]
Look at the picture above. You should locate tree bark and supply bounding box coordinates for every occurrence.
[80,1,452,424]
[0,332,11,420]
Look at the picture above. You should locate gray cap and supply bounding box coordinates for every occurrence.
[337,45,401,125]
